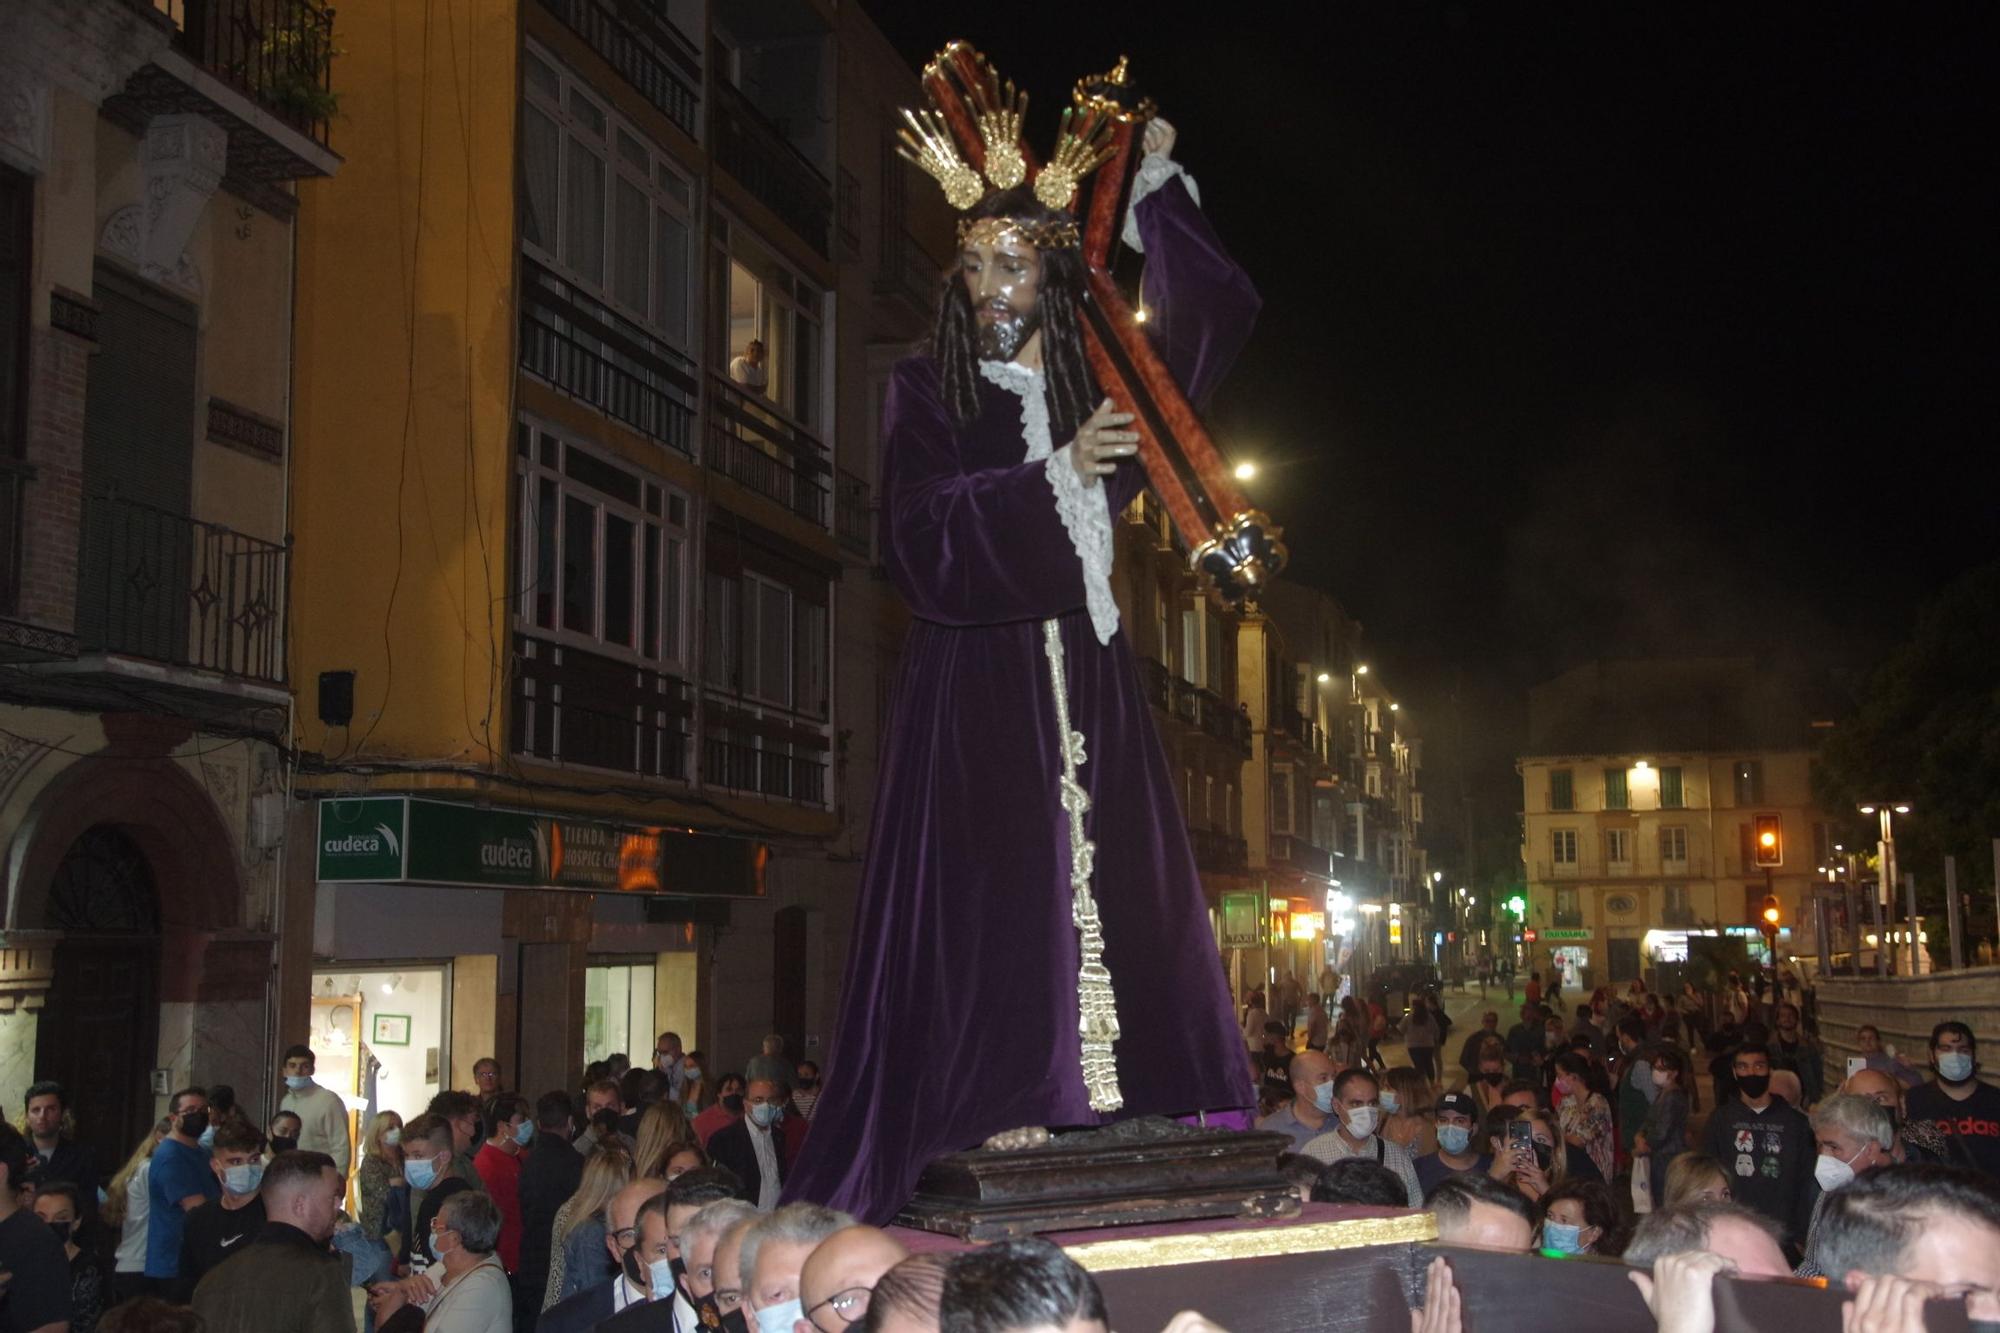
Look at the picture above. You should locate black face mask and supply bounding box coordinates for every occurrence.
[1737,1074,1771,1100]
[270,1135,298,1154]
[720,1308,749,1333]
[621,1247,646,1291]
[179,1110,210,1140]
[1481,1071,1504,1086]
[721,1093,745,1114]
[795,1078,818,1090]
[47,1219,73,1243]
[670,1256,687,1287]
[1532,1142,1554,1171]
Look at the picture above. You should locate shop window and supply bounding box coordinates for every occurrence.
[308,967,448,1125]
[585,960,657,1066]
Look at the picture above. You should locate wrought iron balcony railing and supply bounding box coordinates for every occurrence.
[1188,826,1248,876]
[834,469,873,559]
[701,731,827,806]
[705,373,830,527]
[535,0,699,138]
[156,0,337,146]
[711,81,832,258]
[519,260,697,456]
[77,492,286,686]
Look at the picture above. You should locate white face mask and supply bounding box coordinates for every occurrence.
[1343,1106,1379,1138]
[753,1298,804,1333]
[1814,1145,1868,1193]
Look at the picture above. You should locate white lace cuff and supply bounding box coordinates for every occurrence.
[1122,154,1200,253]
[1046,446,1120,646]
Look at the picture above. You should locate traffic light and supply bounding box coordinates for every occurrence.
[1753,814,1783,868]
[1760,894,1781,945]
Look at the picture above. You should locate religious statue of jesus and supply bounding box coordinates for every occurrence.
[782,59,1261,1226]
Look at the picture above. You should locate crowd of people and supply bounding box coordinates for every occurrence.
[3,975,1997,1333]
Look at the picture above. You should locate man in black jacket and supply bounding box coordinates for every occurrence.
[23,1081,100,1224]
[514,1091,584,1333]
[708,1081,794,1208]
[1701,1042,1818,1254]
[175,1120,269,1301]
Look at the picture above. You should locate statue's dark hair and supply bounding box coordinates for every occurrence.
[931,186,1098,442]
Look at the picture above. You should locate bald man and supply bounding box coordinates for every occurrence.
[1843,1066,1937,1165]
[861,1254,951,1333]
[1256,1050,1338,1149]
[538,1176,668,1333]
[797,1226,909,1332]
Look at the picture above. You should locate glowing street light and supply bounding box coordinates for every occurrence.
[1233,461,1257,481]
[1389,702,1400,712]
[1355,664,1369,676]
[1316,671,1331,684]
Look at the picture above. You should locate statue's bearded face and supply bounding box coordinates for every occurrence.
[960,233,1042,362]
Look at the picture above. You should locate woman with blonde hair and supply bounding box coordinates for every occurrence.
[544,1143,634,1307]
[103,1116,171,1306]
[1380,1066,1437,1158]
[1661,1151,1732,1209]
[631,1101,698,1179]
[1483,1104,1565,1205]
[355,1109,405,1242]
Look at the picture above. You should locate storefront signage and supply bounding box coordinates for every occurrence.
[317,797,766,897]
[1220,891,1264,948]
[1542,928,1592,941]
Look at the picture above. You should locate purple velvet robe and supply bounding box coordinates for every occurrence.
[781,178,1262,1224]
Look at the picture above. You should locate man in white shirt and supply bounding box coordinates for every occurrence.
[277,1045,350,1176]
[729,339,768,395]
[1299,1068,1423,1207]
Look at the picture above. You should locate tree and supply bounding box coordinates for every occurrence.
[1813,561,2000,960]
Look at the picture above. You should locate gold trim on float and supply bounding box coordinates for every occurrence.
[1062,1212,1438,1273]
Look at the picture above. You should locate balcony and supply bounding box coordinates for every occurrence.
[875,228,941,315]
[1277,706,1330,766]
[1136,659,1251,757]
[1553,909,1585,928]
[1188,827,1248,876]
[535,0,699,139]
[115,0,342,186]
[1662,905,1696,928]
[512,633,690,780]
[701,731,826,806]
[1269,834,1333,880]
[706,374,830,527]
[1531,856,1711,881]
[519,260,697,455]
[834,469,873,560]
[73,492,286,689]
[711,81,832,258]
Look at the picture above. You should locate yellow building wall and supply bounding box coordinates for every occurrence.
[290,0,519,760]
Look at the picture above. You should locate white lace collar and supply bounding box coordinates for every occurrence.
[978,357,1044,393]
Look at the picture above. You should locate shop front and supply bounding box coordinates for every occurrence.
[305,795,762,1122]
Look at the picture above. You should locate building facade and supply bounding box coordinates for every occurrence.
[283,0,943,1117]
[1518,658,1835,992]
[0,0,339,1166]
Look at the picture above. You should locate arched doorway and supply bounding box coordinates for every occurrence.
[35,826,163,1168]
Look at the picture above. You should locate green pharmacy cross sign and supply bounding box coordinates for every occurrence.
[316,796,766,897]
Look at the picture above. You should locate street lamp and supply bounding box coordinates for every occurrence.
[1233,461,1257,481]
[1354,664,1369,676]
[1316,671,1331,684]
[1858,801,1914,974]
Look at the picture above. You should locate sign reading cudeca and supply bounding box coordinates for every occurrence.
[316,797,766,897]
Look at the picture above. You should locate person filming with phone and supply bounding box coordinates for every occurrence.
[1484,1105,1565,1205]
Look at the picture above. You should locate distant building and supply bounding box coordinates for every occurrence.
[1518,658,1837,991]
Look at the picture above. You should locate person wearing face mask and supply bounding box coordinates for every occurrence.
[1381,1067,1437,1159]
[535,1183,669,1333]
[739,1202,856,1333]
[144,1087,221,1289]
[1415,1092,1490,1199]
[1464,1047,1509,1116]
[1793,1093,1897,1277]
[694,1075,748,1149]
[369,1189,513,1333]
[193,1150,351,1333]
[1905,1021,2000,1180]
[1806,1163,2000,1329]
[399,1112,472,1278]
[1535,1178,1623,1256]
[590,1171,743,1333]
[173,1121,269,1301]
[791,1062,823,1123]
[277,1045,350,1178]
[1552,1052,1614,1182]
[708,1081,795,1210]
[471,1094,532,1275]
[1841,1066,1944,1166]
[1699,1042,1816,1254]
[1482,1105,1564,1204]
[1256,1050,1338,1150]
[1635,1047,1692,1204]
[267,1109,304,1157]
[26,1177,98,1332]
[1299,1069,1423,1207]
[355,1111,405,1249]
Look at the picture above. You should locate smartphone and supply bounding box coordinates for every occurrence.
[1846,1056,1866,1080]
[1508,1118,1534,1157]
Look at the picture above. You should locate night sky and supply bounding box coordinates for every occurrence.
[857,2,1996,859]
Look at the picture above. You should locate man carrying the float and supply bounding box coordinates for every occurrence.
[782,47,1263,1225]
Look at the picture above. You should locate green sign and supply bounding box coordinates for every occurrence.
[1543,928,1592,941]
[1220,891,1264,948]
[317,797,765,897]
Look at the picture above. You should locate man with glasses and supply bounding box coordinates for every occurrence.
[797,1226,909,1331]
[591,1168,742,1333]
[536,1176,665,1333]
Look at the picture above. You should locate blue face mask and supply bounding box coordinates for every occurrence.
[748,1102,782,1130]
[1438,1124,1472,1155]
[405,1156,439,1190]
[285,1075,312,1092]
[1542,1221,1584,1254]
[223,1161,264,1195]
[649,1257,677,1301]
[514,1120,536,1147]
[1939,1051,1976,1083]
[198,1125,217,1149]
[1311,1081,1336,1114]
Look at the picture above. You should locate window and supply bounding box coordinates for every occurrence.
[1660,826,1688,867]
[1554,887,1581,926]
[522,46,694,349]
[1605,828,1632,866]
[1659,765,1684,809]
[0,165,29,614]
[1204,775,1216,829]
[1732,760,1763,806]
[1603,767,1629,810]
[1181,607,1204,686]
[1664,883,1691,920]
[584,960,657,1066]
[1271,767,1294,835]
[515,419,689,667]
[1551,829,1579,867]
[723,246,825,429]
[1549,768,1574,811]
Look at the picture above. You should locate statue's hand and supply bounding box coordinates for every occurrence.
[1069,398,1139,488]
